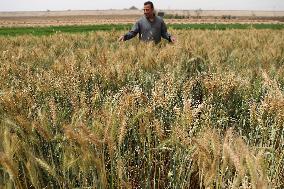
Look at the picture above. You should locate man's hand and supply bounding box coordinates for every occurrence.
[118,35,125,42]
[170,36,176,43]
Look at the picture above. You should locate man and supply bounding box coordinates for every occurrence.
[119,1,176,44]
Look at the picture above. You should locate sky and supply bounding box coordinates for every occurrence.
[0,0,284,12]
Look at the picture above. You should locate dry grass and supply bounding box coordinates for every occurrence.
[0,29,284,188]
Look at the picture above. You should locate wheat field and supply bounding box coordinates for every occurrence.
[0,29,284,188]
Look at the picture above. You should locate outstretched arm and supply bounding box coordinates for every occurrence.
[119,22,140,41]
[161,20,176,43]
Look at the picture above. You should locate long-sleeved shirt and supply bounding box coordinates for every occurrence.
[123,15,172,44]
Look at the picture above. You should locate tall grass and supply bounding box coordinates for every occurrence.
[0,29,283,188]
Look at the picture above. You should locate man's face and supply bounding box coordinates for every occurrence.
[143,4,154,18]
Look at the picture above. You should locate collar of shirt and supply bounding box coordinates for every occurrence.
[144,15,156,23]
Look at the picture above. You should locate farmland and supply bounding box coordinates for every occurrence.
[0,10,283,27]
[0,9,284,188]
[0,23,283,36]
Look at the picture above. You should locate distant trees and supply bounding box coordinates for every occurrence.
[157,12,165,17]
[129,6,138,10]
[195,8,202,18]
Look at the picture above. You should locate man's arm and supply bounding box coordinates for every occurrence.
[161,20,175,43]
[119,22,140,41]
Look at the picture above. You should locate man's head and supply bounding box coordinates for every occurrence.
[144,1,154,19]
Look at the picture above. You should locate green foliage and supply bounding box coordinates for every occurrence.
[0,23,283,36]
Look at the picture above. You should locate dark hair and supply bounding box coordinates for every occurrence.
[144,1,154,9]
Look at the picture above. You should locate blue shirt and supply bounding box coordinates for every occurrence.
[124,15,172,43]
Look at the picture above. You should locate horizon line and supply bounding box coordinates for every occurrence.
[1,9,284,13]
